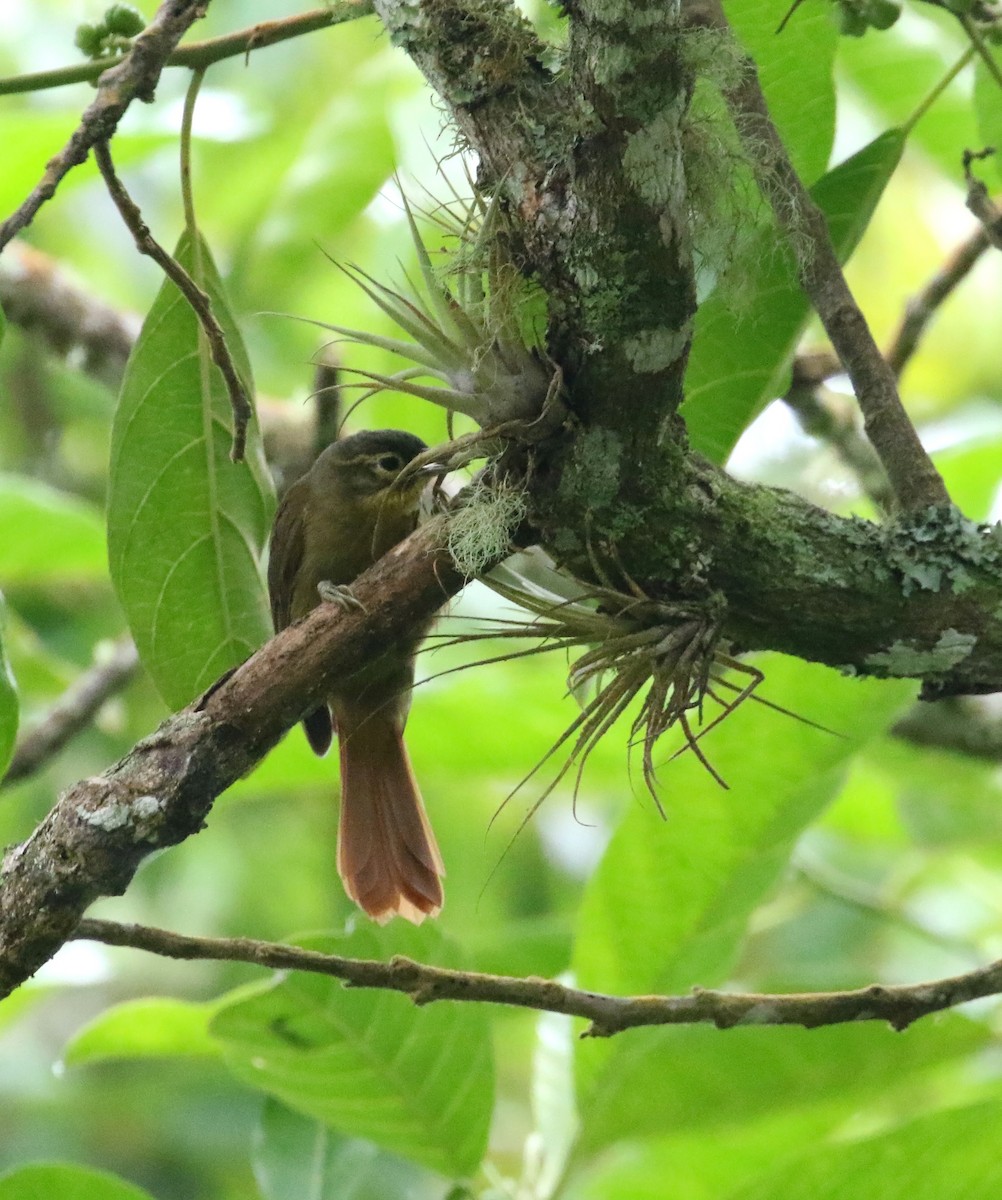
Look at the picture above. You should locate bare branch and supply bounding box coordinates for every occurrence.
[2,637,141,789]
[93,139,252,461]
[0,519,465,1000]
[887,225,992,377]
[689,1,950,513]
[0,0,213,252]
[74,916,1002,1036]
[964,149,1002,250]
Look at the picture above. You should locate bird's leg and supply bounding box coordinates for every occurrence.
[317,581,368,614]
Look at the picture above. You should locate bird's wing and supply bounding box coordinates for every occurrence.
[267,482,307,632]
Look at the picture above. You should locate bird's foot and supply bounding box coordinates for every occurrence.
[317,581,368,614]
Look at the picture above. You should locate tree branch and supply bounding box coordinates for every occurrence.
[886,224,992,377]
[0,5,373,97]
[0,519,466,999]
[93,139,252,461]
[689,0,949,514]
[4,461,1002,997]
[0,0,211,251]
[964,149,1002,250]
[73,916,1002,1036]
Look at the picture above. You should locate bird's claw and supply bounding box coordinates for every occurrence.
[318,581,368,614]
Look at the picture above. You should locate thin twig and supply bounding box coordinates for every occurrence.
[689,1,950,513]
[963,149,1002,250]
[93,139,252,461]
[2,638,141,789]
[0,5,373,97]
[0,0,211,252]
[959,11,1002,91]
[886,225,992,376]
[73,916,1002,1036]
[0,519,465,1000]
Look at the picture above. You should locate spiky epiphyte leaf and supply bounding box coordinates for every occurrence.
[469,553,761,812]
[301,186,552,428]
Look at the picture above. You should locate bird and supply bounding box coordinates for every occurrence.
[267,429,445,924]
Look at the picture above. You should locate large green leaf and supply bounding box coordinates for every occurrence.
[0,592,16,779]
[107,231,275,709]
[974,49,1002,184]
[683,130,906,463]
[575,1014,986,1156]
[253,1098,444,1200]
[0,475,106,584]
[726,1098,1002,1200]
[210,925,493,1178]
[62,997,223,1067]
[566,1107,847,1200]
[729,0,837,185]
[573,657,914,999]
[0,1164,154,1200]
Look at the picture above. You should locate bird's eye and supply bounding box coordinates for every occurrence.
[376,454,402,473]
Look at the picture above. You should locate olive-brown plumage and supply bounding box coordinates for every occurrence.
[267,430,444,924]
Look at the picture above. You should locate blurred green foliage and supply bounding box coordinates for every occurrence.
[2,1,1002,1199]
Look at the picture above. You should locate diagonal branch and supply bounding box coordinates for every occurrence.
[75,916,1002,1036]
[5,462,1002,998]
[93,138,253,461]
[886,223,991,377]
[964,149,1002,249]
[688,1,949,514]
[0,0,212,252]
[0,519,466,1000]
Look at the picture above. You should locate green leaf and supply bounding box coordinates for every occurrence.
[575,1014,986,1156]
[253,1098,444,1200]
[683,129,906,463]
[728,0,837,185]
[0,1164,155,1200]
[210,925,494,1178]
[974,50,1002,184]
[573,657,914,999]
[726,1099,1002,1200]
[0,982,49,1035]
[0,475,106,584]
[565,1107,843,1200]
[838,23,977,179]
[107,230,275,709]
[0,592,17,778]
[62,997,223,1067]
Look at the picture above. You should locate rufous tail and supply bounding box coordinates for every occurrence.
[334,706,444,924]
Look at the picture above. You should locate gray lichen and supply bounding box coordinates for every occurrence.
[448,477,528,578]
[865,629,977,678]
[882,506,1000,597]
